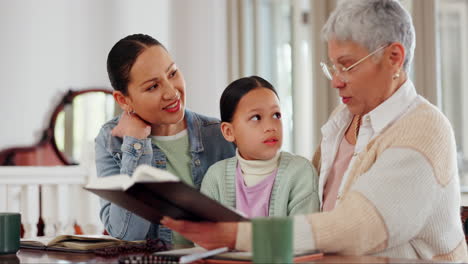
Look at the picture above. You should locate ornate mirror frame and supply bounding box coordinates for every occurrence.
[0,88,113,166]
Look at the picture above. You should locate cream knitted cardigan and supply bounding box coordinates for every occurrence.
[235,98,468,262]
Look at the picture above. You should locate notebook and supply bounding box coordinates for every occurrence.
[20,234,146,253]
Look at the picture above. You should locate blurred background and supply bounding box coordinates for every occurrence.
[1,0,468,188]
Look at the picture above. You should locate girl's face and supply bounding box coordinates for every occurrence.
[125,45,186,125]
[222,88,283,160]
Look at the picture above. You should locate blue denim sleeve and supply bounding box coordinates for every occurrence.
[95,132,154,241]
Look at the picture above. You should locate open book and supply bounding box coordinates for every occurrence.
[153,247,323,263]
[20,235,145,253]
[85,164,248,223]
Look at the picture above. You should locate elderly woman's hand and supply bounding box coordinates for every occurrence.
[161,217,238,250]
[111,111,151,139]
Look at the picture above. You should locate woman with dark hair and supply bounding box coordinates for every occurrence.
[201,76,319,218]
[94,34,235,245]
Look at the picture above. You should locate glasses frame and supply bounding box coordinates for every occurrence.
[320,44,389,82]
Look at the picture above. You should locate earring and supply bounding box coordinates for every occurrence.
[392,72,400,80]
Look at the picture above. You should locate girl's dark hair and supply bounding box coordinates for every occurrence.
[220,76,278,122]
[106,34,165,95]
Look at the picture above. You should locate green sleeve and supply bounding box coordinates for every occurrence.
[288,159,320,215]
[200,162,223,202]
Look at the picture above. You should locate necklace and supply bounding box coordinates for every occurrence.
[355,115,362,141]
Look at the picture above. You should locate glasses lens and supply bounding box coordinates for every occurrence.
[320,62,333,80]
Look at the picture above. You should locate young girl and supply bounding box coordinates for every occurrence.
[201,76,319,218]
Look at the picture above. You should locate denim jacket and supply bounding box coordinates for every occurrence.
[94,109,235,243]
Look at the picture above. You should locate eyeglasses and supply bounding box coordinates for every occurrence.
[320,44,388,83]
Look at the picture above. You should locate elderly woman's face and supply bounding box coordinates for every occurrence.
[327,39,395,116]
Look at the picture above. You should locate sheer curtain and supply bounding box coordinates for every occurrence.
[438,0,468,188]
[307,0,339,154]
[227,0,339,158]
[409,0,468,189]
[227,0,294,153]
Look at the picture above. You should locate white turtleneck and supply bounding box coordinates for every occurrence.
[236,149,280,187]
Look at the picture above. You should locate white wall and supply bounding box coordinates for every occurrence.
[0,0,228,150]
[170,0,228,119]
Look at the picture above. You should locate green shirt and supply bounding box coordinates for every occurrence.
[151,130,194,187]
[151,130,193,246]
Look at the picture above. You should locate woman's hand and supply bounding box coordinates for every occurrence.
[111,112,151,139]
[161,217,238,250]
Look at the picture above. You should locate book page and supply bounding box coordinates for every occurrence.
[85,175,132,190]
[54,240,127,250]
[21,236,59,247]
[47,234,121,246]
[132,165,179,183]
[21,234,120,247]
[21,234,146,251]
[84,165,179,191]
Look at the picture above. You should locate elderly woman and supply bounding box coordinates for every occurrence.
[162,0,468,261]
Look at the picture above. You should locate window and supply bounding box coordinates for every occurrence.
[231,0,294,152]
[438,0,468,189]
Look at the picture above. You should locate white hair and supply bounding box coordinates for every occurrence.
[322,0,415,73]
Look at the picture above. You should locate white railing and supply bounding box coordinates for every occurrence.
[0,166,103,238]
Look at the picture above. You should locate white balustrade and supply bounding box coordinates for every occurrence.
[21,184,39,238]
[0,166,104,238]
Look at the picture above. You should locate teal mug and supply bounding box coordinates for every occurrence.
[252,217,293,264]
[0,213,21,255]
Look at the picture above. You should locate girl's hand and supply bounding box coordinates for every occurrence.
[161,217,238,250]
[111,112,151,139]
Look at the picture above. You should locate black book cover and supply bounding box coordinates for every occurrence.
[85,181,248,223]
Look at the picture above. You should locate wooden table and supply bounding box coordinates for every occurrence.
[1,249,447,263]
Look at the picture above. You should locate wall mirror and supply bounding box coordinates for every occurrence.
[54,90,117,164]
[0,88,120,166]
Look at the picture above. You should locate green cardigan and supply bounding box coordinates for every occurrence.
[200,151,320,216]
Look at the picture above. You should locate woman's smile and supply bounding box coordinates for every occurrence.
[163,99,181,113]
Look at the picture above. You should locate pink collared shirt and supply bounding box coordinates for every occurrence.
[322,136,355,211]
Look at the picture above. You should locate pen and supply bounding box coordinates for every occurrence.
[179,247,229,264]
